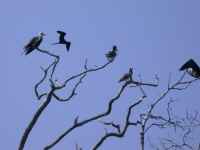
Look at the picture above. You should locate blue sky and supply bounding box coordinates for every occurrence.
[1,0,200,149]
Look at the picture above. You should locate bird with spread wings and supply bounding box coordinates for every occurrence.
[180,59,200,78]
[53,30,71,51]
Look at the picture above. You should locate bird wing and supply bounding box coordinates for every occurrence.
[105,51,112,57]
[57,31,66,42]
[180,59,200,71]
[119,74,129,82]
[24,36,42,50]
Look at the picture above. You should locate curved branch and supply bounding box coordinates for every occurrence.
[18,89,55,150]
[34,67,48,100]
[61,61,112,88]
[44,78,154,150]
[53,73,87,102]
[93,98,144,150]
[36,48,60,78]
[34,48,60,100]
[44,81,130,150]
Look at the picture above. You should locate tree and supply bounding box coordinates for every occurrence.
[18,33,199,150]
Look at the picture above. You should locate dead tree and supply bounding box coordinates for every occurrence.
[19,33,199,150]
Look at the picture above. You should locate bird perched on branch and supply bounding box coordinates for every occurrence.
[180,59,200,78]
[53,30,71,51]
[119,68,133,83]
[24,32,45,55]
[105,45,118,62]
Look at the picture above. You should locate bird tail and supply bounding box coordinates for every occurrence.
[66,41,71,51]
[21,47,29,56]
[24,48,34,55]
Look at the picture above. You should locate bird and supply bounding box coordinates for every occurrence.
[24,32,45,55]
[179,59,200,78]
[119,68,133,83]
[53,30,71,51]
[105,45,118,62]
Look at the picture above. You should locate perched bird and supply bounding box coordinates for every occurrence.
[119,68,133,83]
[105,45,118,62]
[53,30,71,51]
[24,32,45,55]
[180,59,200,78]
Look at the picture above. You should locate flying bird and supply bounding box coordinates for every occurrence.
[53,30,71,51]
[119,68,133,83]
[24,32,45,55]
[105,45,118,62]
[180,59,200,78]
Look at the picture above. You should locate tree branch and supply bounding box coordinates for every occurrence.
[18,89,55,150]
[36,48,60,78]
[93,97,144,150]
[138,74,197,150]
[43,81,130,150]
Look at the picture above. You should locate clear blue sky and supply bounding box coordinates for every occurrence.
[1,0,200,149]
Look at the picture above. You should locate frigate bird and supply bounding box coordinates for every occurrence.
[105,45,118,62]
[180,59,200,78]
[24,32,45,55]
[119,68,133,83]
[53,30,71,51]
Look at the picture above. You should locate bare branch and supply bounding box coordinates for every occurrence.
[52,73,87,102]
[75,143,83,150]
[92,97,144,150]
[137,74,198,150]
[130,80,158,87]
[44,74,157,150]
[59,61,112,89]
[100,121,121,133]
[43,81,131,150]
[52,59,89,102]
[34,67,48,100]
[18,89,55,150]
[36,48,60,78]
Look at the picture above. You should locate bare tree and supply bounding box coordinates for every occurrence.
[18,34,199,150]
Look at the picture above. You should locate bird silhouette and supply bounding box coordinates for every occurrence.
[119,68,133,82]
[53,30,71,51]
[105,45,118,62]
[24,32,45,55]
[180,59,200,78]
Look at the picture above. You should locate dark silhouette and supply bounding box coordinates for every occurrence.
[119,68,133,82]
[24,32,45,55]
[180,59,200,78]
[53,31,71,51]
[105,45,118,62]
[19,31,199,150]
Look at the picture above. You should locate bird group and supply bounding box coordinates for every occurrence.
[118,59,200,84]
[24,31,71,55]
[24,31,200,83]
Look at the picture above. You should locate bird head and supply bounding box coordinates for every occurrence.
[129,67,133,75]
[187,68,194,74]
[39,32,46,36]
[113,45,118,52]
